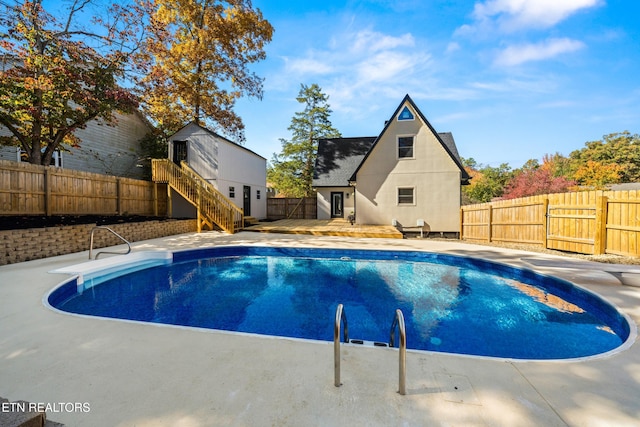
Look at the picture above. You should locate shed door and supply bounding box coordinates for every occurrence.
[172,140,187,165]
[331,192,344,218]
[243,185,251,216]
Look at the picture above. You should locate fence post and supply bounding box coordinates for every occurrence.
[487,205,493,242]
[542,198,549,249]
[459,207,464,240]
[44,167,52,216]
[153,183,158,216]
[116,177,122,215]
[594,195,608,255]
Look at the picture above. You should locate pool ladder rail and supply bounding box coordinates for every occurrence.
[88,226,132,260]
[334,304,407,395]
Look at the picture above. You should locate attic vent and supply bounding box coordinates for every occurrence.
[398,106,414,121]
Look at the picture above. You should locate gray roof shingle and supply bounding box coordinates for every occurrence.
[312,137,376,187]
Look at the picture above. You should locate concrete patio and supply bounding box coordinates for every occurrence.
[0,231,639,426]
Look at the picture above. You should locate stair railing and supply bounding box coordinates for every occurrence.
[334,303,349,387]
[89,226,131,260]
[389,309,407,395]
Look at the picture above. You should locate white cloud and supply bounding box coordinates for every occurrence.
[274,28,433,116]
[350,30,415,53]
[446,42,461,54]
[283,57,333,75]
[494,38,585,66]
[464,0,602,33]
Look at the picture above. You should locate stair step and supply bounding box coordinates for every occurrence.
[244,216,260,226]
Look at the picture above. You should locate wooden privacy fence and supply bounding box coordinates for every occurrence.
[0,159,167,216]
[461,190,640,258]
[267,197,317,220]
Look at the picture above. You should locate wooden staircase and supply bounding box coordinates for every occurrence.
[152,159,244,233]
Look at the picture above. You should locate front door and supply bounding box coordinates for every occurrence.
[331,192,344,218]
[243,185,251,216]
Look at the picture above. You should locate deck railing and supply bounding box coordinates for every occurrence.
[152,159,243,233]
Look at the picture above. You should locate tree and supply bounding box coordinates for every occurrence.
[461,160,512,204]
[541,152,572,178]
[268,84,341,197]
[502,167,575,199]
[568,132,640,183]
[138,130,169,179]
[138,0,273,140]
[0,0,143,165]
[573,160,623,188]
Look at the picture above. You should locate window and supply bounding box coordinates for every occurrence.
[398,106,414,121]
[398,187,414,205]
[256,190,261,200]
[229,186,235,198]
[19,147,62,167]
[398,136,414,158]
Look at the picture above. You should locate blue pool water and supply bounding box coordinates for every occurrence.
[48,247,630,360]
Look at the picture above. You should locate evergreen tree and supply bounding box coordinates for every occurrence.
[268,84,341,197]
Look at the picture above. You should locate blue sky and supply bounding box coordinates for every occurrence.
[234,0,640,168]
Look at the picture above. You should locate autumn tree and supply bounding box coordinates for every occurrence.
[568,132,640,183]
[573,160,623,188]
[502,166,575,199]
[138,0,273,140]
[268,84,341,197]
[461,159,512,204]
[541,152,572,178]
[0,0,143,165]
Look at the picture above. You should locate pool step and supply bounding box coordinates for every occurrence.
[0,397,65,427]
[348,339,389,347]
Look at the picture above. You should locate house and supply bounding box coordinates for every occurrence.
[0,111,151,179]
[167,122,267,220]
[313,95,470,233]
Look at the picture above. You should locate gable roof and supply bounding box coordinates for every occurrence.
[312,137,376,187]
[170,121,266,160]
[349,94,470,183]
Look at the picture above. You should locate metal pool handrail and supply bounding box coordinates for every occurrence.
[89,226,132,260]
[334,304,349,387]
[389,309,407,395]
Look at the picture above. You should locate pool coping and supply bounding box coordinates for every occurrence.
[44,245,637,364]
[1,231,639,426]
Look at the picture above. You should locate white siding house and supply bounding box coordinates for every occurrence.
[168,122,267,219]
[0,111,151,179]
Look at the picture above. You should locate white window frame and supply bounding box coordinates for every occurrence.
[229,186,235,198]
[397,135,415,160]
[397,187,415,205]
[18,147,63,167]
[397,106,415,121]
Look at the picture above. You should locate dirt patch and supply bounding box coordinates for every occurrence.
[0,215,173,231]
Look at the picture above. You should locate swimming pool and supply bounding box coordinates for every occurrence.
[47,246,631,360]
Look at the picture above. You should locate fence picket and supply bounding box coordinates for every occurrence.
[461,189,640,258]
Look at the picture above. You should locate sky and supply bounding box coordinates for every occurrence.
[233,0,640,168]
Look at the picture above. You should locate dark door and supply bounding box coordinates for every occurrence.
[331,192,344,218]
[243,185,251,216]
[172,140,187,165]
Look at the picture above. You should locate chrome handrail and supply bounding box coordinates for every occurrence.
[334,303,349,387]
[389,309,407,395]
[89,226,132,260]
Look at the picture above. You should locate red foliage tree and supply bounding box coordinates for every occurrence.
[502,167,575,199]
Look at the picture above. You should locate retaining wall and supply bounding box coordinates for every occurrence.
[0,219,197,266]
